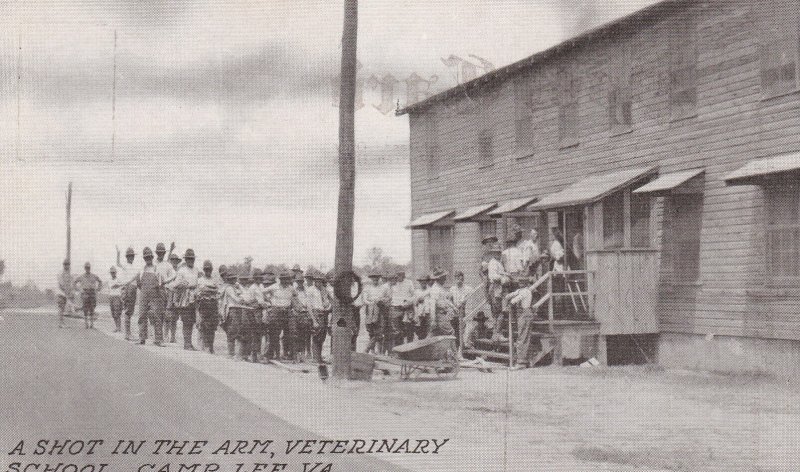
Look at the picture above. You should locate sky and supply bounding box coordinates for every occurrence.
[0,0,656,287]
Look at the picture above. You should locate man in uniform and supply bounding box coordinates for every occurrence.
[74,262,102,329]
[172,249,199,350]
[154,242,176,337]
[163,252,182,343]
[306,271,332,363]
[108,266,123,332]
[450,271,473,347]
[362,271,390,354]
[218,267,243,358]
[116,247,139,340]
[240,269,266,362]
[196,260,219,354]
[503,276,538,368]
[486,244,509,341]
[389,270,415,348]
[263,272,296,361]
[56,259,74,328]
[413,274,431,340]
[428,269,456,337]
[135,247,165,346]
[292,273,313,362]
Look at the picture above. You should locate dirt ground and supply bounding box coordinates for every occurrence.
[16,306,800,471]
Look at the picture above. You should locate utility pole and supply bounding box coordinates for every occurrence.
[331,0,359,379]
[66,181,72,263]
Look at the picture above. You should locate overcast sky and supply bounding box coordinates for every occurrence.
[0,0,656,287]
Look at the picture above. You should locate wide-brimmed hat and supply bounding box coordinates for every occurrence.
[367,270,382,279]
[125,247,135,257]
[168,253,181,261]
[109,266,117,273]
[63,259,71,266]
[202,260,213,270]
[291,264,303,273]
[155,242,166,253]
[430,269,447,280]
[481,235,498,245]
[278,271,293,280]
[416,274,430,282]
[184,249,195,260]
[142,247,154,258]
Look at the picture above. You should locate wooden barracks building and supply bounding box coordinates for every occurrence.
[398,0,800,375]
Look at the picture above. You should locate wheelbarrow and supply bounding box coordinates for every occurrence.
[372,335,460,380]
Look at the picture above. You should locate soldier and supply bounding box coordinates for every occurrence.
[56,259,74,328]
[163,252,182,343]
[116,247,139,340]
[241,269,267,362]
[108,266,123,332]
[362,271,390,354]
[135,247,165,346]
[172,249,199,350]
[74,262,102,329]
[306,271,332,363]
[428,269,456,337]
[486,244,509,341]
[450,271,474,347]
[195,260,219,354]
[292,274,313,362]
[262,272,296,361]
[504,276,537,368]
[413,274,431,340]
[259,270,277,358]
[154,242,176,337]
[389,270,415,349]
[218,267,243,358]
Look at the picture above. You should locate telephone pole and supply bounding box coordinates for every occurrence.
[331,0,359,379]
[66,181,72,263]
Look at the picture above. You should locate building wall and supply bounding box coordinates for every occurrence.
[407,0,800,342]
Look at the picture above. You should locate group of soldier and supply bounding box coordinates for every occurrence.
[55,223,564,367]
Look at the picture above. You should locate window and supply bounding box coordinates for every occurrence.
[609,43,633,133]
[665,193,703,282]
[428,227,454,276]
[669,13,698,119]
[478,129,494,167]
[557,65,579,148]
[479,220,497,242]
[422,114,439,178]
[630,193,651,248]
[766,182,800,282]
[603,192,624,249]
[760,0,800,98]
[513,75,534,156]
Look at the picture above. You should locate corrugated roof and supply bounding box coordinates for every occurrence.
[453,203,497,221]
[634,168,704,194]
[397,0,687,116]
[724,152,800,185]
[407,210,455,229]
[531,167,657,210]
[488,197,538,216]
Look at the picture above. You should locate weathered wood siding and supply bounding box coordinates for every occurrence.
[407,0,800,341]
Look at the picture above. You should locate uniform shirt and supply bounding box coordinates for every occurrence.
[502,246,525,275]
[390,278,415,307]
[107,276,123,297]
[550,240,566,272]
[195,274,218,302]
[221,283,245,311]
[155,260,175,287]
[428,282,455,315]
[487,257,505,284]
[450,283,474,310]
[361,283,390,306]
[237,283,262,308]
[294,287,310,312]
[117,261,139,287]
[264,284,296,308]
[172,265,199,307]
[306,285,331,312]
[519,239,540,269]
[414,287,429,317]
[74,273,101,293]
[57,271,73,298]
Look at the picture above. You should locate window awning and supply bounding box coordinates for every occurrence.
[487,197,538,217]
[633,168,705,195]
[453,203,497,222]
[724,152,800,185]
[407,210,455,229]
[531,166,657,210]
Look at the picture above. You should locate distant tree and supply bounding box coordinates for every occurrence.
[0,259,5,281]
[360,247,410,277]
